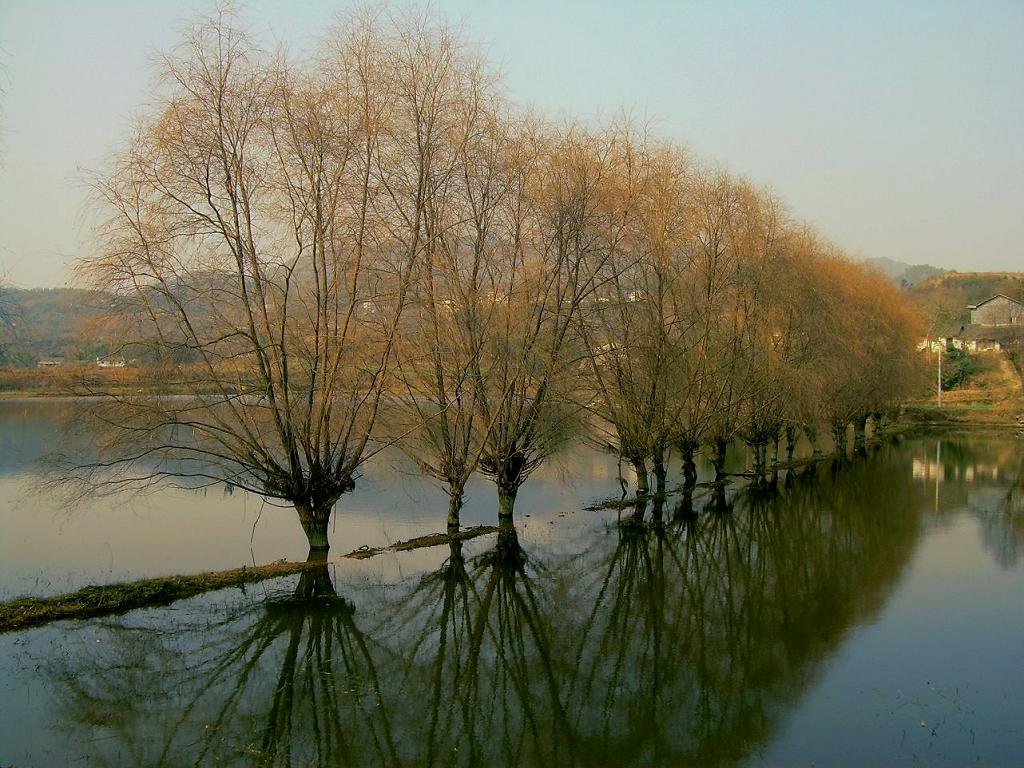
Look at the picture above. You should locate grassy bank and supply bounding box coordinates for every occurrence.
[0,527,503,634]
[0,365,151,397]
[342,525,499,559]
[903,350,1023,428]
[0,364,236,397]
[902,402,1023,429]
[0,559,322,633]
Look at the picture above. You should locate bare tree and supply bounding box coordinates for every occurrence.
[386,75,510,531]
[728,186,795,479]
[72,8,485,554]
[473,124,623,519]
[576,137,696,496]
[677,170,753,483]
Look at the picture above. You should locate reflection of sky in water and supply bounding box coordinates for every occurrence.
[0,400,636,597]
[1,400,764,598]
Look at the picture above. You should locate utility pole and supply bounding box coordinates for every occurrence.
[937,344,942,407]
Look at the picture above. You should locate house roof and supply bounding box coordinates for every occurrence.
[933,322,1020,342]
[966,293,1024,310]
[960,325,1020,342]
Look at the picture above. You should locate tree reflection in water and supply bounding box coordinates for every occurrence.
[50,448,932,767]
[379,517,573,767]
[236,564,400,767]
[565,454,925,767]
[52,554,399,767]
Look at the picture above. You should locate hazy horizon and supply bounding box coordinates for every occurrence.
[1,0,1022,288]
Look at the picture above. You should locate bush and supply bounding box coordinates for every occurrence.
[941,347,977,391]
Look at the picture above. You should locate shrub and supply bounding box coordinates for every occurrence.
[941,347,977,391]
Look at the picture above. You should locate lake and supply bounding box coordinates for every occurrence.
[1,400,1023,767]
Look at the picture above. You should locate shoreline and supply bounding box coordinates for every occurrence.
[5,389,1022,424]
[900,402,1023,431]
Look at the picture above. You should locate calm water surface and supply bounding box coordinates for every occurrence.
[1,401,1023,767]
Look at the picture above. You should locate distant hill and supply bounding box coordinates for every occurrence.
[909,271,1024,305]
[0,288,116,366]
[863,257,944,287]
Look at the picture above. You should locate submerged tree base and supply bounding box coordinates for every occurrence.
[0,559,325,634]
[1,423,920,635]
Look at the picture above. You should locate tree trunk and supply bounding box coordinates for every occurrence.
[495,514,523,569]
[785,425,799,463]
[679,438,698,489]
[652,447,667,496]
[807,426,823,458]
[874,412,887,437]
[631,455,650,496]
[749,441,767,478]
[711,438,728,480]
[853,414,869,452]
[447,486,464,534]
[298,504,331,554]
[497,484,518,521]
[831,422,848,458]
[632,494,649,522]
[651,494,665,526]
[447,539,465,572]
[771,436,780,486]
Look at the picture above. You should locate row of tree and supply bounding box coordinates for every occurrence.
[76,8,922,553]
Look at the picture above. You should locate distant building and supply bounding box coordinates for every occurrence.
[956,325,1010,353]
[918,323,1015,354]
[36,359,63,368]
[968,294,1024,326]
[96,357,127,369]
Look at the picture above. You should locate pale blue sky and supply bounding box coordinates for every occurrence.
[1,0,1021,287]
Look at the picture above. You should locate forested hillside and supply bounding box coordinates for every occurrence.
[908,272,1024,327]
[0,288,116,366]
